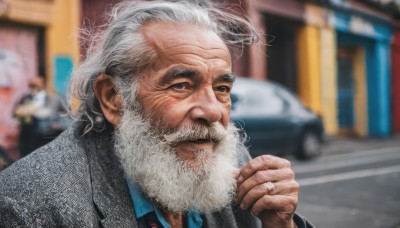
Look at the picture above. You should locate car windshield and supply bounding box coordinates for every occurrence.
[231,81,286,117]
[273,84,304,109]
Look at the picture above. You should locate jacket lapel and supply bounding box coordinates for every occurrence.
[83,126,138,227]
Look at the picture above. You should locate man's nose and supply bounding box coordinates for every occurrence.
[189,90,222,124]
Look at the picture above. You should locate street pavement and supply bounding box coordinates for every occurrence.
[290,135,400,228]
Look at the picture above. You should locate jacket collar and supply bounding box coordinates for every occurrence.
[78,124,138,227]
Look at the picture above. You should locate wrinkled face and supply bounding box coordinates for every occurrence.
[137,22,233,168]
[112,22,241,212]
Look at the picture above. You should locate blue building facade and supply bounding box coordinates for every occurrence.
[331,1,393,137]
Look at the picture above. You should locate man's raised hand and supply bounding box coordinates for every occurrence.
[235,155,299,228]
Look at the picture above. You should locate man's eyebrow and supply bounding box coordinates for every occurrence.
[214,73,235,83]
[159,69,200,85]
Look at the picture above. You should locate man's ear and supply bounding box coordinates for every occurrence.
[93,74,122,127]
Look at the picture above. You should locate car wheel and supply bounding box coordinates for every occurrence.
[294,130,322,160]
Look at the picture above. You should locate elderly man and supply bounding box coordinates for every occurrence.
[0,1,313,227]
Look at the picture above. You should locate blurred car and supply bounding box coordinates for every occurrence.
[230,77,324,160]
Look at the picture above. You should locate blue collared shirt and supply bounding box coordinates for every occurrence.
[126,178,203,228]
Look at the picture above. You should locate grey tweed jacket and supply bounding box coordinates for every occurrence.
[0,123,313,228]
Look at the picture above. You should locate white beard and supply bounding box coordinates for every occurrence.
[114,107,242,213]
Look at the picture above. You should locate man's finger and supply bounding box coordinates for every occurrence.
[236,168,295,203]
[237,155,291,184]
[238,180,299,210]
[250,194,298,217]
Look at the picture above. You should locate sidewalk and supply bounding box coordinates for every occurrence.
[322,134,400,156]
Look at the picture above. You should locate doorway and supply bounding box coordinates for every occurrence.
[264,15,301,94]
[337,46,356,135]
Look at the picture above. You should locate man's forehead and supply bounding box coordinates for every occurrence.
[140,21,230,58]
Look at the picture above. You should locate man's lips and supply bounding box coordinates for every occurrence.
[189,138,212,143]
[163,132,223,146]
[176,138,216,149]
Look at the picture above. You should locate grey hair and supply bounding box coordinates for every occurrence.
[69,0,258,134]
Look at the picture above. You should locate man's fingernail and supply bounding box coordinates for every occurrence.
[238,175,244,183]
[240,203,245,210]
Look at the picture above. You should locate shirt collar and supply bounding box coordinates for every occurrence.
[125,177,203,228]
[125,177,157,219]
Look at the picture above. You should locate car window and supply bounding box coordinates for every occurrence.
[274,85,303,109]
[232,83,285,116]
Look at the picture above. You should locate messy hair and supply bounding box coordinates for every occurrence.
[69,0,258,133]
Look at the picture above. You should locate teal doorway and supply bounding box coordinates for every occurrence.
[337,46,355,132]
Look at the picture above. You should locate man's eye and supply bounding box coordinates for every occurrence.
[172,83,188,90]
[216,86,230,93]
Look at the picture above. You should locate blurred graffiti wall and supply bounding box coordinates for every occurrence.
[0,0,80,158]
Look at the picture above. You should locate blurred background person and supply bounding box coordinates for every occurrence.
[0,145,11,171]
[14,76,69,157]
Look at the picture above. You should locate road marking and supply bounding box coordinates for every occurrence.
[322,146,400,160]
[293,146,400,174]
[297,165,400,186]
[294,151,400,174]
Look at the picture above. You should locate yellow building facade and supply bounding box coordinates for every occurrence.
[0,0,80,150]
[296,3,369,136]
[1,0,80,93]
[297,4,339,135]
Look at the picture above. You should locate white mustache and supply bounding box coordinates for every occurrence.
[163,122,227,145]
